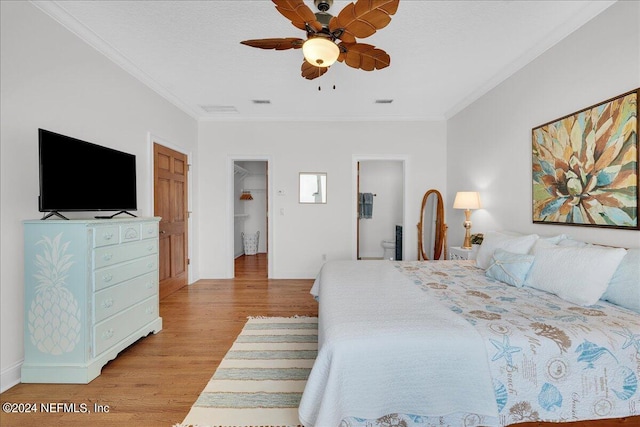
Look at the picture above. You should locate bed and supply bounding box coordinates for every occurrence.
[298,234,640,427]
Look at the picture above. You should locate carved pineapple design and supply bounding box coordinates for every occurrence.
[28,233,81,355]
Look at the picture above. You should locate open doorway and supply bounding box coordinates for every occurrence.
[356,159,405,261]
[233,160,268,278]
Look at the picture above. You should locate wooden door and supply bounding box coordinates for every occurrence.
[154,143,188,299]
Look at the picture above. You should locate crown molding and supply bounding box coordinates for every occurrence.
[30,1,200,121]
[444,0,617,119]
[197,113,446,122]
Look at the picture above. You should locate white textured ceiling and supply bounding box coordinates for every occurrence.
[34,0,616,121]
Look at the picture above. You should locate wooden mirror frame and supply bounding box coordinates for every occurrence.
[417,189,447,260]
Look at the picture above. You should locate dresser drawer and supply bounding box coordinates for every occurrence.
[94,271,157,323]
[120,224,141,243]
[94,239,158,269]
[93,226,120,247]
[94,254,158,291]
[141,222,158,240]
[93,296,159,356]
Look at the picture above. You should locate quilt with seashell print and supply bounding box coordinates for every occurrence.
[394,260,640,426]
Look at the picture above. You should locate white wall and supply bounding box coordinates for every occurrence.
[359,160,404,259]
[447,0,640,249]
[0,2,198,392]
[198,120,447,278]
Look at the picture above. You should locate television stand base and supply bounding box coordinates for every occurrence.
[41,211,69,220]
[95,211,137,219]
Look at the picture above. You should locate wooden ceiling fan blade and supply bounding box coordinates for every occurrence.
[301,60,329,80]
[240,38,305,50]
[273,0,323,32]
[340,42,390,71]
[330,0,399,41]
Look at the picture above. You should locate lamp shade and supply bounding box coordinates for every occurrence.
[302,37,339,67]
[453,191,482,209]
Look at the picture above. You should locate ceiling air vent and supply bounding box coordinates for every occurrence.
[252,99,271,104]
[375,99,393,104]
[200,105,238,113]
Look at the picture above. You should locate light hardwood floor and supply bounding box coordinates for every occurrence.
[0,253,317,427]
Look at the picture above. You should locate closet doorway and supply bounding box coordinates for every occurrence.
[233,160,269,278]
[355,158,406,260]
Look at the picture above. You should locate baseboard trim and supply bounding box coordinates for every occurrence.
[1,359,22,393]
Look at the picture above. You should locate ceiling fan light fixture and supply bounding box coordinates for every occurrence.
[302,37,339,68]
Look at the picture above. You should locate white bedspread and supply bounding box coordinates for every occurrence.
[298,260,499,427]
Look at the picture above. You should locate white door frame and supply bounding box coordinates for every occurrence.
[227,155,273,278]
[352,155,408,260]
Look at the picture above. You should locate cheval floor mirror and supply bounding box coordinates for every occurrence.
[417,189,447,260]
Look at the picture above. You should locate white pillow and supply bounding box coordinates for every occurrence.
[529,238,559,254]
[557,238,588,248]
[540,234,569,245]
[525,246,627,306]
[601,249,640,313]
[476,231,539,270]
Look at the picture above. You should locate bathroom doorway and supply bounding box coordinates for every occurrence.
[233,160,268,278]
[356,159,405,260]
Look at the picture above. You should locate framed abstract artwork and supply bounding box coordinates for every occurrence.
[532,88,639,229]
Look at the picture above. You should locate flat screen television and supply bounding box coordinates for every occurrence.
[38,128,137,219]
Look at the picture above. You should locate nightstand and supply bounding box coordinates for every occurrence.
[449,245,479,260]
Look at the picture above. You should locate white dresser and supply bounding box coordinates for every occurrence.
[22,217,162,383]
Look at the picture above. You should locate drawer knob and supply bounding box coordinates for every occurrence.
[145,281,154,289]
[101,298,114,309]
[102,273,113,283]
[145,307,155,315]
[147,262,155,269]
[147,245,154,252]
[102,329,114,340]
[103,253,113,261]
[103,232,113,240]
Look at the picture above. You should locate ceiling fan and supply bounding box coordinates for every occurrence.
[240,0,399,80]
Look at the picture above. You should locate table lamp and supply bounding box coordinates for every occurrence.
[453,191,481,249]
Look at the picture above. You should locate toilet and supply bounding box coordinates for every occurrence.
[381,240,396,260]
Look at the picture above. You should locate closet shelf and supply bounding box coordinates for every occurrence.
[234,214,249,219]
[234,164,250,180]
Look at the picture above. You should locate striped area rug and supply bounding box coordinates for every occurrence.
[176,316,318,427]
